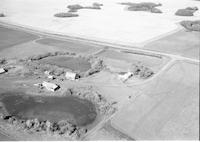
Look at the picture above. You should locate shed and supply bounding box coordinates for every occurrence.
[118,72,133,82]
[42,81,59,92]
[65,72,80,80]
[0,68,6,74]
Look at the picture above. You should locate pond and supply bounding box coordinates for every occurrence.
[0,92,97,126]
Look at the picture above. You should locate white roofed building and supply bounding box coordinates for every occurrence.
[65,72,80,81]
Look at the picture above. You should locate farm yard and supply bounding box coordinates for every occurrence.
[0,0,199,140]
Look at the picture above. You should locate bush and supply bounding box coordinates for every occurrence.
[54,12,79,18]
[0,13,5,17]
[134,2,161,9]
[180,20,200,32]
[0,58,7,64]
[185,7,198,11]
[120,2,134,5]
[84,6,101,10]
[67,4,83,12]
[151,8,162,13]
[68,9,78,12]
[84,59,104,77]
[131,63,154,79]
[1,113,86,139]
[93,2,103,7]
[67,3,103,13]
[128,6,149,11]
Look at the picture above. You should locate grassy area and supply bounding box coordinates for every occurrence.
[0,26,38,51]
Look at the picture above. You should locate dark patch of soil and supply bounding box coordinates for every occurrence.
[180,20,200,32]
[67,3,103,12]
[175,7,198,16]
[67,4,84,12]
[55,2,103,18]
[0,92,97,126]
[0,13,5,17]
[120,2,162,13]
[54,12,79,18]
[0,58,7,65]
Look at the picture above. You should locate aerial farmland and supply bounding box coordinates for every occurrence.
[0,0,199,140]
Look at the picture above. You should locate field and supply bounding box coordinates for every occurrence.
[37,38,103,55]
[0,0,199,46]
[111,61,199,140]
[142,30,200,59]
[0,26,38,50]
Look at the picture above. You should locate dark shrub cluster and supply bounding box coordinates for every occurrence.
[67,4,83,12]
[120,2,162,13]
[1,115,87,139]
[67,2,103,12]
[27,51,75,61]
[64,87,117,116]
[55,2,103,18]
[0,13,5,17]
[180,20,200,32]
[84,58,105,77]
[84,3,103,10]
[175,7,198,16]
[0,58,7,65]
[93,2,103,7]
[23,61,66,78]
[131,63,154,79]
[54,12,79,18]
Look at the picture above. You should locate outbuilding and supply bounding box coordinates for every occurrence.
[65,72,80,81]
[42,81,59,92]
[0,68,6,74]
[118,72,133,82]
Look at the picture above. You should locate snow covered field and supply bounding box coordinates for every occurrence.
[0,0,199,46]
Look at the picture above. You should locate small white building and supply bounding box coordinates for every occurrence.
[44,71,55,80]
[48,75,55,80]
[34,83,42,87]
[42,81,59,92]
[0,68,6,74]
[44,71,50,75]
[118,72,133,82]
[65,72,80,81]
